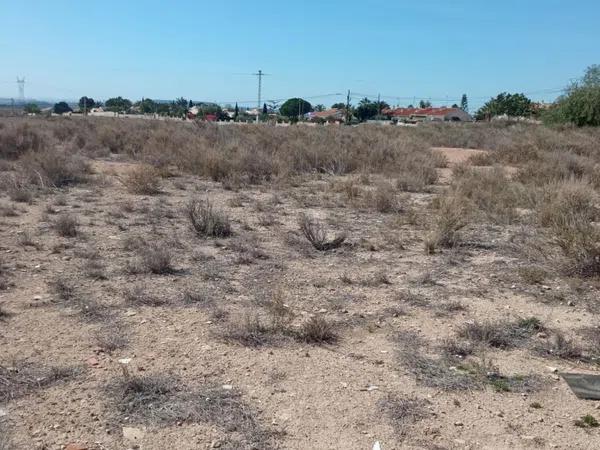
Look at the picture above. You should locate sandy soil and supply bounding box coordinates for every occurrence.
[1,157,600,450]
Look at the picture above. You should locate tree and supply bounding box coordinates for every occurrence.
[79,96,95,111]
[234,102,239,121]
[419,100,432,108]
[105,96,132,113]
[24,103,40,114]
[475,92,533,120]
[354,98,390,121]
[582,64,600,87]
[262,103,268,115]
[279,98,313,120]
[460,94,469,112]
[170,97,189,118]
[188,99,194,108]
[543,65,600,127]
[314,104,325,112]
[137,98,158,114]
[53,102,72,115]
[331,102,346,110]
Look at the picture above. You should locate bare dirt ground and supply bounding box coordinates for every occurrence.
[2,150,600,450]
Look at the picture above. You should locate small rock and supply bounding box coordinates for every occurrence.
[372,441,381,450]
[33,295,42,301]
[65,444,88,450]
[0,407,7,417]
[567,301,575,307]
[125,310,137,317]
[222,384,233,390]
[454,421,464,427]
[122,426,145,442]
[547,366,558,373]
[211,441,222,448]
[85,357,100,367]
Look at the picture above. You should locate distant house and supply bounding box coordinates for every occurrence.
[383,107,472,123]
[307,108,345,122]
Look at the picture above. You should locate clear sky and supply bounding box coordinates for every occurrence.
[1,0,598,109]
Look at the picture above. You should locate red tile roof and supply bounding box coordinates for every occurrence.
[383,107,461,117]
[310,108,343,118]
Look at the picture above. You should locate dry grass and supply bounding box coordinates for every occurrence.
[298,214,346,251]
[378,395,430,435]
[133,242,175,274]
[425,194,470,252]
[458,317,543,350]
[296,316,338,344]
[186,198,232,238]
[125,285,168,306]
[106,374,277,448]
[53,213,79,237]
[0,362,81,402]
[534,331,583,360]
[123,164,161,195]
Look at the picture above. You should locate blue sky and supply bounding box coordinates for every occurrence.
[1,0,598,110]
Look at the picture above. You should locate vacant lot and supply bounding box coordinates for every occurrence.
[1,117,600,449]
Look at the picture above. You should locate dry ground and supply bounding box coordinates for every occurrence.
[1,118,600,449]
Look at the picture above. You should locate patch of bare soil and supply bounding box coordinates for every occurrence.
[2,157,600,450]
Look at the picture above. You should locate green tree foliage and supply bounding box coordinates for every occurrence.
[331,102,346,110]
[419,100,432,108]
[234,102,239,121]
[280,98,313,119]
[543,65,600,127]
[170,97,189,118]
[460,94,469,112]
[78,96,95,110]
[354,98,390,121]
[476,93,533,120]
[314,104,325,112]
[262,103,268,114]
[53,101,72,114]
[24,103,41,114]
[137,98,158,114]
[105,96,132,113]
[582,64,600,87]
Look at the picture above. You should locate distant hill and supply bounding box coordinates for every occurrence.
[0,98,61,108]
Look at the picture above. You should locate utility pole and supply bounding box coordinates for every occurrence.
[16,77,25,103]
[345,90,351,124]
[253,69,264,123]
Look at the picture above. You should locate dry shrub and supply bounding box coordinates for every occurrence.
[53,213,79,237]
[123,164,161,195]
[467,151,495,166]
[298,214,345,251]
[534,331,583,360]
[549,213,600,277]
[451,165,528,223]
[518,266,547,284]
[125,285,167,306]
[367,182,401,213]
[378,395,430,435]
[0,362,81,402]
[136,242,175,274]
[425,194,470,252]
[186,198,232,238]
[537,179,598,227]
[458,317,543,350]
[106,375,277,448]
[16,148,90,188]
[0,121,47,159]
[296,316,337,344]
